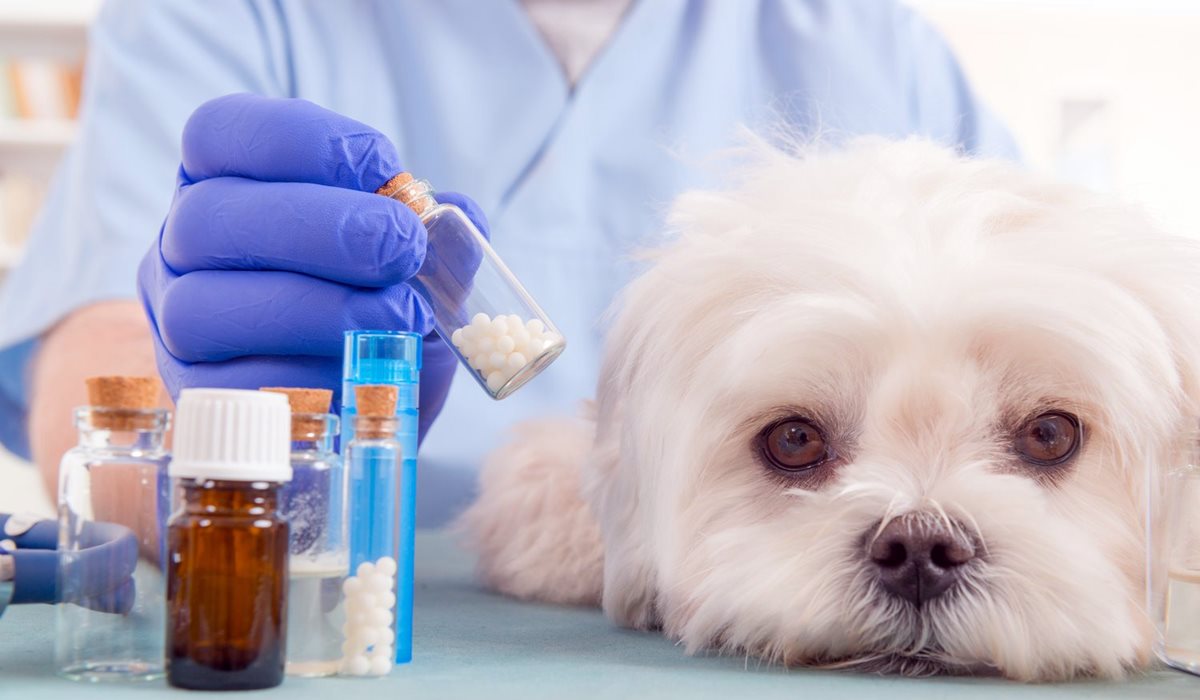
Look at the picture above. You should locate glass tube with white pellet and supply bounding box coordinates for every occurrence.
[376,174,565,399]
[341,385,409,677]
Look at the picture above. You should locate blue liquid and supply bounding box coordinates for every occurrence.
[346,441,414,665]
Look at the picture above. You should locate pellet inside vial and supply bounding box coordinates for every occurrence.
[451,313,559,393]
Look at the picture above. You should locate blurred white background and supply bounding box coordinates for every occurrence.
[1,0,1198,516]
[910,0,1200,238]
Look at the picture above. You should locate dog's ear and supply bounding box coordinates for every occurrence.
[585,177,768,630]
[1107,230,1200,514]
[1075,213,1200,420]
[585,332,663,630]
[581,178,743,630]
[1115,243,1200,418]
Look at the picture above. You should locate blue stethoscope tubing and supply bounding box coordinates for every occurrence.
[0,513,138,617]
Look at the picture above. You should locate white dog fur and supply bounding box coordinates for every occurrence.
[461,137,1200,680]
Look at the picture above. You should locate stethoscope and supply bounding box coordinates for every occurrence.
[0,512,138,619]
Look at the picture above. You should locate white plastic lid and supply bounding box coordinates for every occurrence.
[169,388,292,482]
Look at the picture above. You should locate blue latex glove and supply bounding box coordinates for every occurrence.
[137,94,489,437]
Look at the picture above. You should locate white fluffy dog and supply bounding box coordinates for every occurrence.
[461,137,1200,680]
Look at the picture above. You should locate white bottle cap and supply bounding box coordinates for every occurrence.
[169,389,292,482]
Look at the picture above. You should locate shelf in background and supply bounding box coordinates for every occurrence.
[0,119,74,176]
[0,0,100,61]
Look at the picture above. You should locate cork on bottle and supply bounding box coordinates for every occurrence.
[375,172,434,216]
[259,387,332,441]
[375,173,412,199]
[85,376,161,430]
[354,384,398,440]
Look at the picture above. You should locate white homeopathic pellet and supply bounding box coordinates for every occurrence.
[338,556,398,677]
[450,313,560,393]
[342,655,370,676]
[376,557,398,577]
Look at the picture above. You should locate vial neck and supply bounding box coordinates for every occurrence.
[76,407,169,454]
[289,413,338,455]
[389,178,438,219]
[352,415,398,441]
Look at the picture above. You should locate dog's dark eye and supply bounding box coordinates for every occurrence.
[1014,412,1081,466]
[760,418,830,471]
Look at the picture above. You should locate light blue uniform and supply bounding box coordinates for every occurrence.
[0,0,1015,523]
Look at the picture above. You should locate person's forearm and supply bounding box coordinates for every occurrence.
[29,300,169,501]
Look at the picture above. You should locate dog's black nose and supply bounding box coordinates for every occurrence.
[867,514,976,606]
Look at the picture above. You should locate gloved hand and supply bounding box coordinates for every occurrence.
[138,94,489,438]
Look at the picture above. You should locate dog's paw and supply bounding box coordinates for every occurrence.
[458,416,604,605]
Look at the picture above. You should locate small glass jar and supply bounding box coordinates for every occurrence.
[1152,431,1200,675]
[56,405,170,682]
[279,412,348,678]
[380,174,566,399]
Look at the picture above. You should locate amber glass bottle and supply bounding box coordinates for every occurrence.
[165,389,293,691]
[167,480,289,689]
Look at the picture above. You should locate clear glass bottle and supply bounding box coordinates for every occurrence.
[261,388,349,678]
[56,376,170,682]
[166,389,292,691]
[1152,431,1200,675]
[342,384,410,677]
[378,173,566,399]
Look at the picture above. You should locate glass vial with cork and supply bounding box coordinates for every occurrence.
[56,376,170,682]
[377,173,565,399]
[1151,431,1200,675]
[260,387,348,678]
[165,389,292,691]
[341,384,410,676]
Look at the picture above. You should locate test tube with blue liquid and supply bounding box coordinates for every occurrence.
[340,331,418,675]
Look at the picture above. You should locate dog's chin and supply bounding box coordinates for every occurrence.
[769,589,1003,678]
[804,596,1000,678]
[811,653,998,678]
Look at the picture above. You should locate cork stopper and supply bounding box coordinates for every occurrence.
[375,172,413,199]
[375,172,435,216]
[85,376,161,430]
[259,387,333,441]
[354,384,398,440]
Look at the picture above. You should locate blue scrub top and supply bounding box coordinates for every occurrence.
[0,0,1015,523]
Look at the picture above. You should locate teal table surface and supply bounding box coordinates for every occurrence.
[2,531,1198,699]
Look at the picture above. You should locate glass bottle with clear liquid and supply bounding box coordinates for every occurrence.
[1152,431,1200,674]
[261,388,349,678]
[56,377,170,681]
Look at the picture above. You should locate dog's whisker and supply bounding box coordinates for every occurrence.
[947,505,990,557]
[924,497,956,534]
